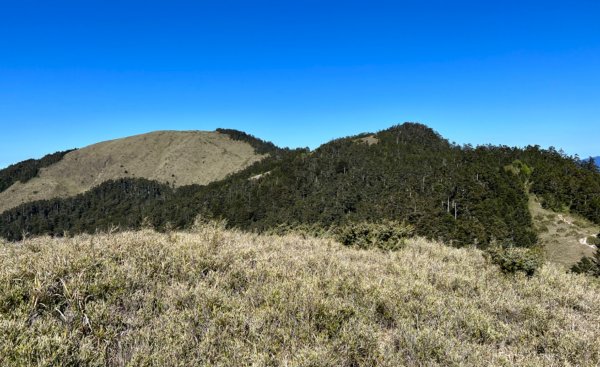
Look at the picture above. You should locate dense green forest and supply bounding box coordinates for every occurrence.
[1,124,599,249]
[216,128,281,155]
[0,178,172,241]
[0,149,74,193]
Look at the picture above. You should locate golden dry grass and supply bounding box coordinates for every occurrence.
[1,225,599,366]
[0,131,265,213]
[529,195,599,268]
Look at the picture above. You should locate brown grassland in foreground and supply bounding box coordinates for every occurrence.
[1,225,600,366]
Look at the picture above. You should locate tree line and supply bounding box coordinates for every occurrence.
[0,149,75,193]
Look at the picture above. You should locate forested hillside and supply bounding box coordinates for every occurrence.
[180,124,538,247]
[1,123,599,249]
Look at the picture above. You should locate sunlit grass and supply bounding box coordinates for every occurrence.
[1,224,599,366]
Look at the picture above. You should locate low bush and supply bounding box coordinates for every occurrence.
[486,246,544,276]
[263,223,332,238]
[571,244,600,277]
[571,256,599,276]
[587,234,600,246]
[335,220,414,251]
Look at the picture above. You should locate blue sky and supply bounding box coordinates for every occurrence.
[1,0,599,168]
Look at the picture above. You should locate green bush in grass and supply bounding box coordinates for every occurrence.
[486,246,544,276]
[335,220,414,251]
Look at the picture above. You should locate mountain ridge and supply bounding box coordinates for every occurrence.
[0,130,267,213]
[1,123,599,264]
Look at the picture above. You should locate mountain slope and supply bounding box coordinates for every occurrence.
[1,123,599,255]
[2,227,599,366]
[530,194,599,267]
[0,124,537,246]
[180,123,538,247]
[0,149,75,192]
[0,130,266,213]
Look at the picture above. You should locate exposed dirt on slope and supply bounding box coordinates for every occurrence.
[354,134,379,145]
[0,131,266,213]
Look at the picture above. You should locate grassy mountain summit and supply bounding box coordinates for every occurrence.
[0,130,267,213]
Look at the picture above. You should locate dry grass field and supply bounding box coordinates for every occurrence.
[1,224,599,366]
[529,195,599,268]
[0,131,265,213]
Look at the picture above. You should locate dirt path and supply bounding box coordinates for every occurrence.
[557,214,573,225]
[579,236,598,249]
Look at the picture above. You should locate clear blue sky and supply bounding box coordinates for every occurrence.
[1,0,599,168]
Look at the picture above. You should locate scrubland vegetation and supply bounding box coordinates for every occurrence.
[2,224,600,366]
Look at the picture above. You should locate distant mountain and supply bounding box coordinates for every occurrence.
[0,130,270,213]
[595,156,600,168]
[3,123,599,248]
